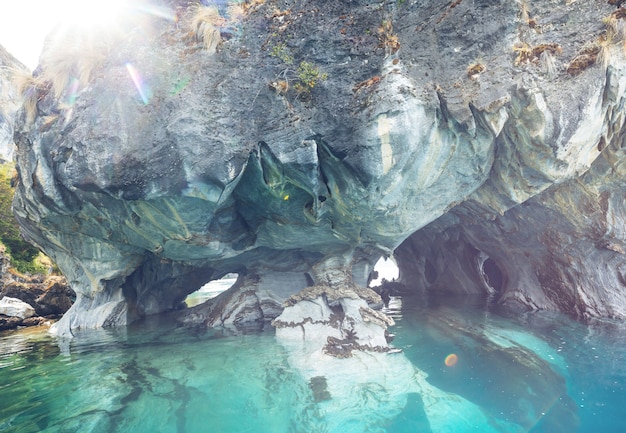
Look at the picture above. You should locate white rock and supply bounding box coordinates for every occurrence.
[0,296,36,319]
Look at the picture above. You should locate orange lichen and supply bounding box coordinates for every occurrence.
[467,63,485,77]
[514,42,562,66]
[566,46,601,75]
[353,76,381,92]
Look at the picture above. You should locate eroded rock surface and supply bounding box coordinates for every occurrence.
[8,0,626,335]
[396,120,626,319]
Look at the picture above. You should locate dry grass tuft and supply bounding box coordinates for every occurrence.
[242,0,265,14]
[10,68,47,124]
[540,50,557,77]
[514,42,562,66]
[611,7,626,20]
[186,4,225,55]
[603,14,620,33]
[378,20,400,55]
[597,29,617,68]
[227,2,245,21]
[39,29,107,100]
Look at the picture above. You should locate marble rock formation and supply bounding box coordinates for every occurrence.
[395,119,626,319]
[0,296,36,319]
[7,0,626,338]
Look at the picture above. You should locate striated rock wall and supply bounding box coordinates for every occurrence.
[396,96,626,319]
[8,0,626,333]
[394,2,626,319]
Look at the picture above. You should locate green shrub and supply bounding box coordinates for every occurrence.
[296,61,328,91]
[0,163,49,274]
[270,43,294,65]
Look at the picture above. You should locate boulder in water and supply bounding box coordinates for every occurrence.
[0,296,36,319]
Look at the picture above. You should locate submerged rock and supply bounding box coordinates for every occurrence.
[6,0,626,335]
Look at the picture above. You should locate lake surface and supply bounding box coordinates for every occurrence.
[1,293,625,433]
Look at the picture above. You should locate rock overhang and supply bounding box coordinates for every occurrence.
[6,0,626,335]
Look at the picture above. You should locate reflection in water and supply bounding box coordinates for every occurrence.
[395,296,578,432]
[0,294,625,432]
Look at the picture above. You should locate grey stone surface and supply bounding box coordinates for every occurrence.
[0,296,36,319]
[0,45,25,162]
[174,272,301,329]
[396,110,626,319]
[7,0,626,332]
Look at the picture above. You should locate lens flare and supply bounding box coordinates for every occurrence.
[444,353,458,367]
[131,4,177,21]
[126,63,152,105]
[58,0,129,30]
[65,77,80,106]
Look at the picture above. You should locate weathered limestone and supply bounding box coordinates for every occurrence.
[5,0,626,335]
[0,296,36,319]
[272,257,393,354]
[396,115,626,319]
[175,272,306,329]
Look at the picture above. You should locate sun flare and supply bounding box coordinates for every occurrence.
[0,0,140,69]
[55,0,130,30]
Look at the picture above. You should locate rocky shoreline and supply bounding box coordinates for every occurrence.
[0,251,74,331]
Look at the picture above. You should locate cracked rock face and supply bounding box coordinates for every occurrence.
[9,0,626,335]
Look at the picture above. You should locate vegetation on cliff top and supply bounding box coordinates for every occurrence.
[0,162,50,274]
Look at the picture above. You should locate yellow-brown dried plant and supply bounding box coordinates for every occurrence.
[10,68,47,125]
[378,20,400,55]
[467,62,485,78]
[514,42,561,66]
[185,4,226,55]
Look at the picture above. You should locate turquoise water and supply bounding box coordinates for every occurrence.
[1,294,625,433]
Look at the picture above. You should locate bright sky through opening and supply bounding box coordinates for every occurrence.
[0,0,128,69]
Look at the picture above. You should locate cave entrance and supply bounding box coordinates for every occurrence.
[368,257,399,287]
[184,273,238,307]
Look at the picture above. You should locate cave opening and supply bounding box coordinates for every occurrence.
[369,257,399,287]
[184,273,238,307]
[481,257,503,292]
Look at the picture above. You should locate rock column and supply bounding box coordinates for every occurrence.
[272,256,393,357]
